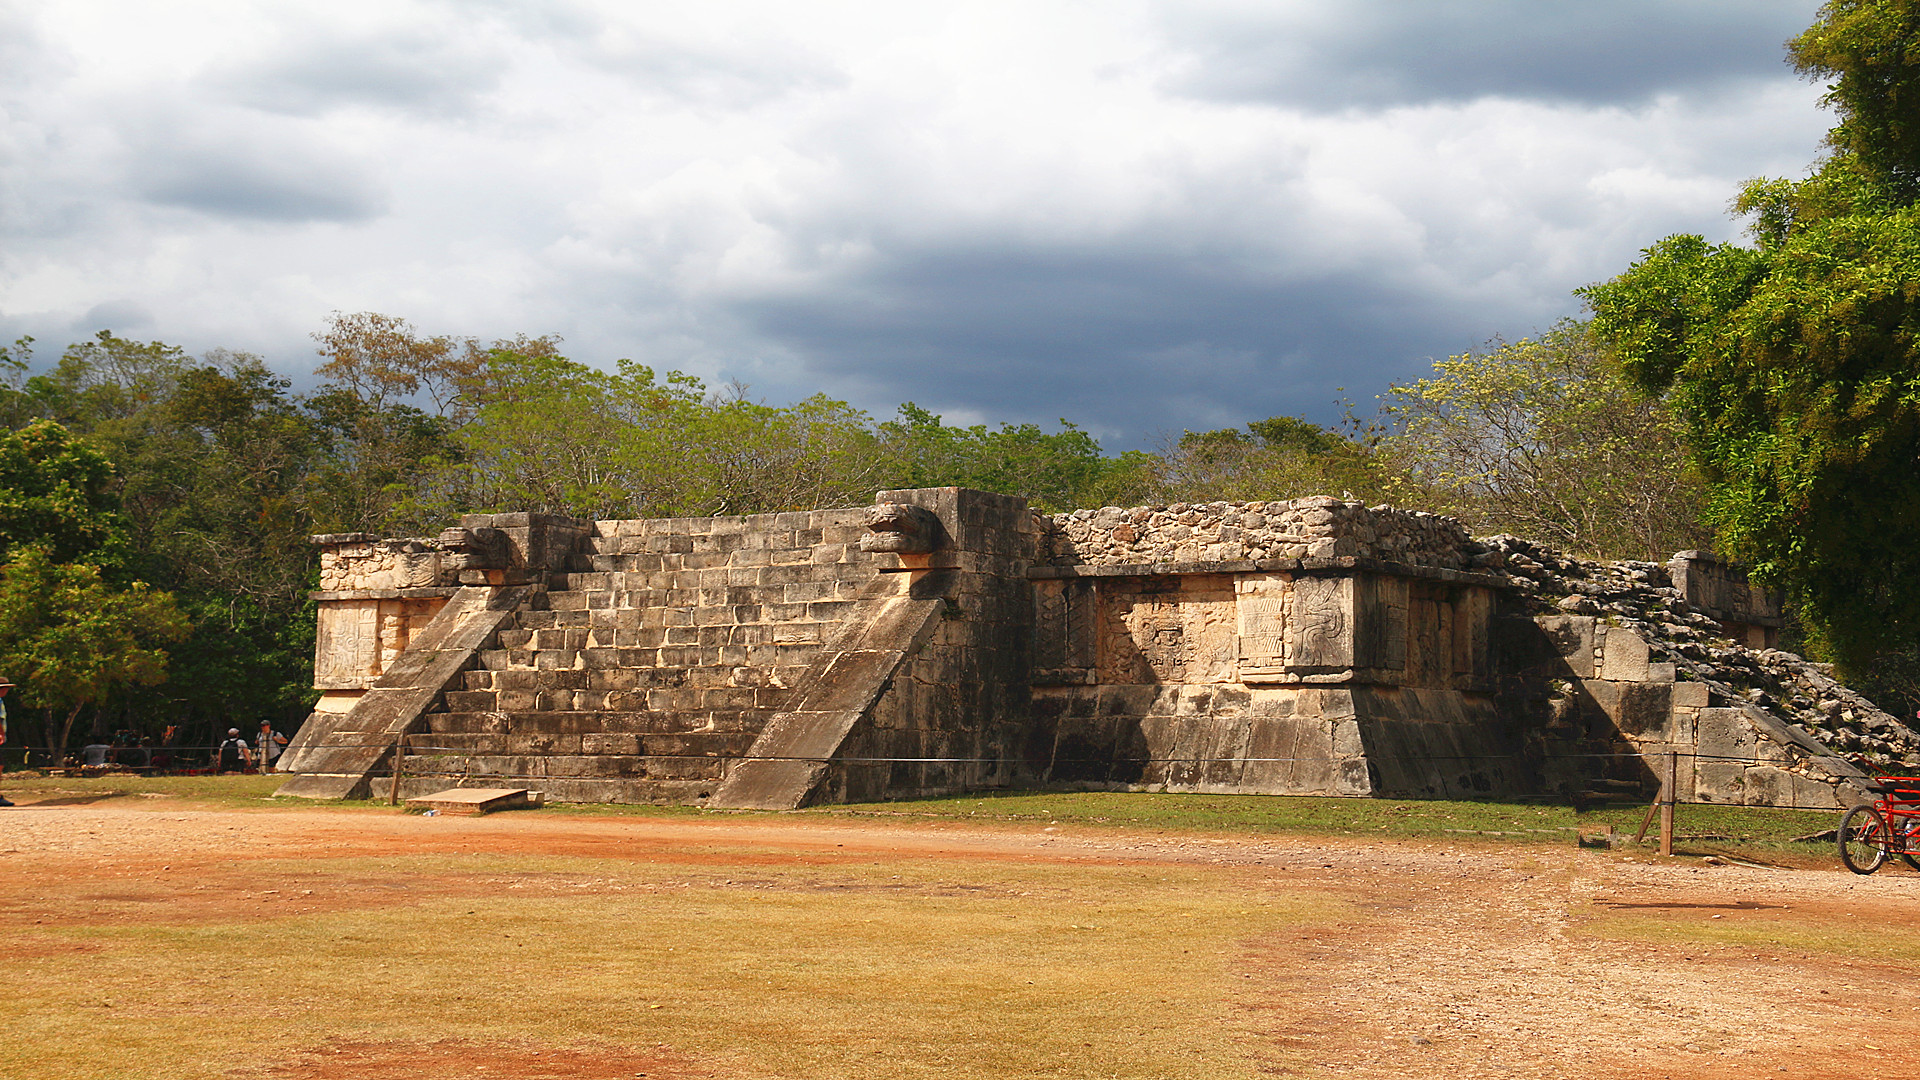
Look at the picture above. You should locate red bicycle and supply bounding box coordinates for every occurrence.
[1838,774,1920,874]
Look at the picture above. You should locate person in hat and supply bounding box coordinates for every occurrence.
[0,679,13,807]
[216,728,252,774]
[256,719,288,773]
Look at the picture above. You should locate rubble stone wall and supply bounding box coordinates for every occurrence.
[1043,496,1477,570]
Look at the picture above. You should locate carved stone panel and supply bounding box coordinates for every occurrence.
[314,600,382,690]
[1097,575,1236,685]
[1235,574,1290,682]
[313,596,450,690]
[1286,575,1353,671]
[1033,578,1097,684]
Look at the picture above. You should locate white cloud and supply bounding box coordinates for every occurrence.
[0,0,1833,443]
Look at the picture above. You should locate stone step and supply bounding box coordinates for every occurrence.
[456,661,794,691]
[410,726,756,753]
[427,710,767,735]
[552,564,865,595]
[519,599,857,629]
[385,775,718,805]
[441,680,784,714]
[398,742,750,778]
[495,624,835,652]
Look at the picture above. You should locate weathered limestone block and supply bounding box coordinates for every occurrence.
[1097,575,1237,684]
[1598,627,1652,682]
[1234,574,1290,681]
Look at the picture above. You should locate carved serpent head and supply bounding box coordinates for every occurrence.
[858,502,943,554]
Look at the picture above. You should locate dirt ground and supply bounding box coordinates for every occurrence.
[3,796,1917,1080]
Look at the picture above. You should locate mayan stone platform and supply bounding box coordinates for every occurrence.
[277,489,1885,810]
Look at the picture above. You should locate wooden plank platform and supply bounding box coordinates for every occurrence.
[405,787,543,815]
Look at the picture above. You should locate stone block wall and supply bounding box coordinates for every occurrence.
[316,534,457,592]
[1028,557,1513,799]
[288,492,1897,809]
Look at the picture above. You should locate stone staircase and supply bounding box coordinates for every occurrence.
[281,489,1039,807]
[399,514,885,802]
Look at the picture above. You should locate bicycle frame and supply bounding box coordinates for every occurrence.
[1839,774,1920,874]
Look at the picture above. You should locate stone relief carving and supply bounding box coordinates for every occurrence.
[1287,575,1353,669]
[857,502,944,554]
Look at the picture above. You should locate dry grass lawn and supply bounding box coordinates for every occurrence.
[3,781,1917,1080]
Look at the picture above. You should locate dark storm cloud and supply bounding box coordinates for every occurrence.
[1163,1,1820,110]
[138,145,387,224]
[729,245,1501,446]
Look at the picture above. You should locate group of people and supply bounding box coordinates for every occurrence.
[0,674,294,798]
[65,719,290,775]
[217,722,290,773]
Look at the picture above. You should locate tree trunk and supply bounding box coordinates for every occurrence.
[57,703,86,756]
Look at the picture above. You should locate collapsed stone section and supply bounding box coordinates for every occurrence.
[1483,534,1912,806]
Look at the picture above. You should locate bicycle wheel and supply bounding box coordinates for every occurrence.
[1839,804,1890,875]
[1898,819,1920,871]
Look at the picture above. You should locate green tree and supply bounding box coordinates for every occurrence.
[1150,413,1391,508]
[0,545,190,751]
[1581,0,1920,667]
[0,419,126,567]
[9,339,335,739]
[876,404,1151,511]
[434,349,638,519]
[659,390,884,516]
[1376,323,1709,559]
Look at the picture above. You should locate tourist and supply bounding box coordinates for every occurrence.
[256,720,288,773]
[216,728,251,774]
[0,678,12,807]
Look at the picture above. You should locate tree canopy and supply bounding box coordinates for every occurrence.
[1581,0,1920,668]
[1377,323,1708,560]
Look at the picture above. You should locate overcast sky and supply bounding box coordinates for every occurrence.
[1,0,1829,447]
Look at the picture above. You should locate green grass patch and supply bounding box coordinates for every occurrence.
[807,790,1842,859]
[0,773,1853,865]
[0,771,289,808]
[1579,905,1920,965]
